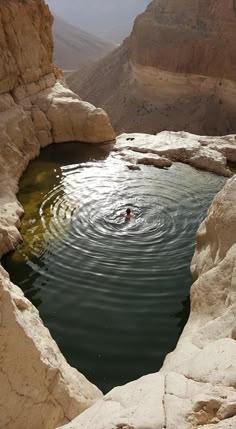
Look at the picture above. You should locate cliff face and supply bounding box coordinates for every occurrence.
[0,0,115,428]
[0,0,115,256]
[0,0,53,92]
[68,0,236,135]
[130,0,236,79]
[0,0,114,144]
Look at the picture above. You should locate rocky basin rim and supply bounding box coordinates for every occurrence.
[1,130,236,429]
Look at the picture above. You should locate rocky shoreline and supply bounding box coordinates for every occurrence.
[2,123,236,429]
[115,131,236,177]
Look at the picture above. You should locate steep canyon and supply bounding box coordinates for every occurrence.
[68,0,236,135]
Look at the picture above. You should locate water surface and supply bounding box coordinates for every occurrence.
[2,142,225,392]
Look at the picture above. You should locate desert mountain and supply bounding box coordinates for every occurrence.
[53,16,115,70]
[46,0,150,43]
[67,0,236,135]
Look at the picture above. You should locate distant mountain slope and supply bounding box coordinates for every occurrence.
[66,0,236,135]
[53,17,115,70]
[47,0,150,43]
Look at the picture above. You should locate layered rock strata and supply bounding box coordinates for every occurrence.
[68,0,236,135]
[58,175,236,429]
[115,131,236,176]
[0,0,115,254]
[0,0,114,428]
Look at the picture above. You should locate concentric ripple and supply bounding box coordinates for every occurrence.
[2,143,225,392]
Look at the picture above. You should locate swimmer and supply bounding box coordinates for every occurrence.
[124,208,135,221]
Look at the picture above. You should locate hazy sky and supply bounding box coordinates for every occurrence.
[46,0,150,43]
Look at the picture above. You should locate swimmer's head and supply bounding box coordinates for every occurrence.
[126,208,131,215]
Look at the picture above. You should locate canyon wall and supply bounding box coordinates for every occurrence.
[0,0,115,428]
[58,175,236,429]
[68,0,236,135]
[0,0,115,257]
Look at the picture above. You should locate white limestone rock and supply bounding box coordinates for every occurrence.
[0,266,102,429]
[31,105,52,148]
[31,81,115,144]
[115,131,235,176]
[118,148,172,168]
[191,176,236,277]
[58,373,166,429]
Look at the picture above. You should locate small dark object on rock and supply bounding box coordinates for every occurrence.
[126,137,135,141]
[127,164,140,171]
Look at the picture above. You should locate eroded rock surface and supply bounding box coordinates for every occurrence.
[0,0,114,143]
[0,266,102,429]
[57,175,236,429]
[115,131,236,176]
[0,0,115,254]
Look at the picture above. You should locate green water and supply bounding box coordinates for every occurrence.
[2,142,225,393]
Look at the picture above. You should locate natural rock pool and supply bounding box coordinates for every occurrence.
[2,142,225,393]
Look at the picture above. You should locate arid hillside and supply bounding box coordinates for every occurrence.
[53,17,115,70]
[67,0,236,135]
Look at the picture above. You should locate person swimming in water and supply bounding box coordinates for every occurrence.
[124,208,134,221]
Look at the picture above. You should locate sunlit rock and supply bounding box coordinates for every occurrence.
[119,148,172,168]
[0,266,102,429]
[58,373,166,429]
[32,81,115,144]
[115,132,235,176]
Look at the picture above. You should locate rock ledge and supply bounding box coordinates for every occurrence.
[115,131,236,176]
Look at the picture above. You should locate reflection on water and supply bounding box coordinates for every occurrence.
[2,142,225,393]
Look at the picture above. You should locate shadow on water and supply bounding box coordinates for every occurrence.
[2,142,225,393]
[173,294,191,337]
[228,161,236,175]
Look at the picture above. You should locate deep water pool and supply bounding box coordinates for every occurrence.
[2,142,225,393]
